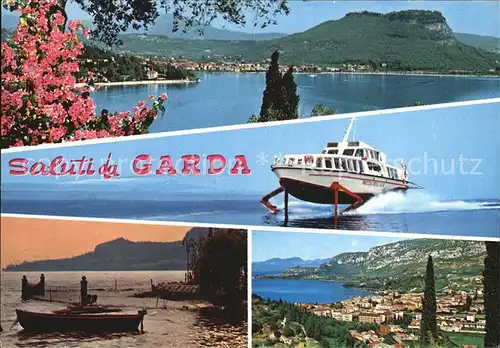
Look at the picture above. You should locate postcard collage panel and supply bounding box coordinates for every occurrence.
[1,1,499,348]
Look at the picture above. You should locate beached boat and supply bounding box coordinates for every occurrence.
[15,309,146,333]
[52,304,122,315]
[261,117,421,215]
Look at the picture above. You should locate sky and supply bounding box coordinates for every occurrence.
[2,101,499,201]
[1,217,190,268]
[61,1,500,38]
[252,230,406,262]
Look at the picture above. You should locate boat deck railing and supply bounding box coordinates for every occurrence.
[273,154,404,181]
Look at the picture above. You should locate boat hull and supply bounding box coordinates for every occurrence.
[273,166,408,204]
[16,309,143,333]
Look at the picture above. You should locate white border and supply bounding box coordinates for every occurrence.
[2,213,498,348]
[2,213,499,242]
[2,97,499,154]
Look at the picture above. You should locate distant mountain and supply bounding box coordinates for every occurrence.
[116,10,500,73]
[257,239,487,293]
[3,9,499,73]
[454,32,500,53]
[253,257,330,274]
[0,10,284,41]
[127,14,286,41]
[4,227,209,271]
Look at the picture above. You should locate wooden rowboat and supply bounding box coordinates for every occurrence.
[16,309,146,333]
[52,304,122,315]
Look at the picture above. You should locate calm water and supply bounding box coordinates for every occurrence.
[91,73,500,132]
[1,271,247,347]
[2,190,499,238]
[252,279,370,304]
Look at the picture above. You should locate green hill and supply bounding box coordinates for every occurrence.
[454,32,500,53]
[115,10,500,74]
[256,239,487,293]
[243,10,500,72]
[3,228,209,271]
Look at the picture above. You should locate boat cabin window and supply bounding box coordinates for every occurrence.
[341,158,348,171]
[297,159,303,165]
[355,149,364,158]
[327,149,338,155]
[322,150,327,154]
[347,159,354,172]
[325,158,333,169]
[334,158,341,170]
[387,168,399,179]
[287,158,294,165]
[343,149,354,156]
[357,160,363,173]
[316,157,322,168]
[367,162,381,172]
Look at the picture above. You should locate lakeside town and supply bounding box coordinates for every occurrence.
[297,285,485,348]
[75,49,500,85]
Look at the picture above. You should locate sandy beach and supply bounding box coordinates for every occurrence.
[1,271,247,348]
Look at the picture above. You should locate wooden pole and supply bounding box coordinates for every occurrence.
[332,182,339,227]
[284,189,289,225]
[332,182,339,217]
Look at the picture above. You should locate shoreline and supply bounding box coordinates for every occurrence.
[201,70,499,78]
[329,71,500,78]
[75,79,199,88]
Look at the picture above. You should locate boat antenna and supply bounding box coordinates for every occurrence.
[342,117,356,143]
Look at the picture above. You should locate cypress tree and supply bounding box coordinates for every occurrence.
[420,254,438,344]
[281,65,300,120]
[259,50,282,122]
[484,241,500,348]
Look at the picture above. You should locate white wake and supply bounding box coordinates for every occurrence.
[344,191,499,215]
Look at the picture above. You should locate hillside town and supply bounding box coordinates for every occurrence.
[297,286,485,347]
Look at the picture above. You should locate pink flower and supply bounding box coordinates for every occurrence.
[68,20,82,31]
[1,0,167,148]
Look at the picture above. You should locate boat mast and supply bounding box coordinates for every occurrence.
[342,117,356,143]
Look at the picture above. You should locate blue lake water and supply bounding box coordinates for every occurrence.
[252,279,370,304]
[2,89,499,239]
[91,73,500,132]
[2,189,499,238]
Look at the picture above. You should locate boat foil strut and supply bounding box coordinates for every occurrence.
[260,181,365,220]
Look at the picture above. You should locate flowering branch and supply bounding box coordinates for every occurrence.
[1,0,167,148]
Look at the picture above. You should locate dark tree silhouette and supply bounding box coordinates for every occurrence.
[254,50,299,122]
[196,229,247,307]
[281,65,299,120]
[484,241,500,348]
[259,49,283,121]
[420,255,438,344]
[4,0,290,46]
